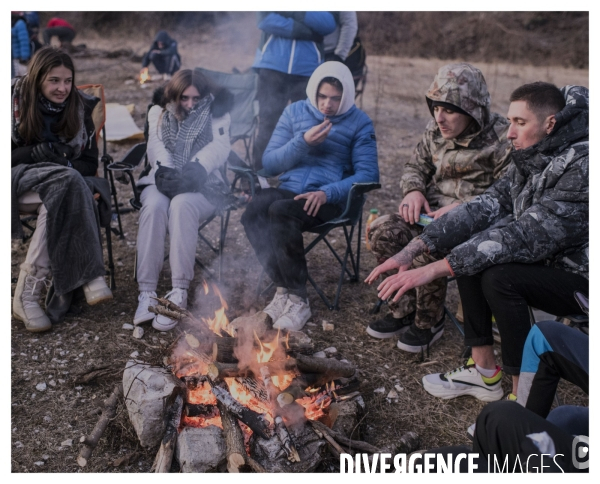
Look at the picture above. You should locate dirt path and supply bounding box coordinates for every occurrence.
[11,12,589,473]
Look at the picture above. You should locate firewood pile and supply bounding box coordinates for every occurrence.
[114,286,388,473]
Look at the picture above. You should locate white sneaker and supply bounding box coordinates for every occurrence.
[134,291,157,325]
[273,295,311,331]
[263,287,289,322]
[82,276,113,305]
[421,357,504,402]
[152,288,187,332]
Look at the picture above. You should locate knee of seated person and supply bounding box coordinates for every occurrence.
[480,265,513,294]
[476,400,518,428]
[267,199,296,220]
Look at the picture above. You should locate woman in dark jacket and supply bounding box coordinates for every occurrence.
[140,31,181,81]
[11,47,112,333]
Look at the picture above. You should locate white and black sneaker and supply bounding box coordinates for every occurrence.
[152,288,187,332]
[263,287,289,322]
[273,295,311,331]
[422,357,504,402]
[134,291,157,325]
[366,311,415,339]
[396,317,445,353]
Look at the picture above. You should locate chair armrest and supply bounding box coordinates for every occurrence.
[335,182,381,220]
[107,142,147,172]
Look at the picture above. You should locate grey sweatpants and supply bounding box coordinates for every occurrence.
[18,191,51,272]
[136,185,214,292]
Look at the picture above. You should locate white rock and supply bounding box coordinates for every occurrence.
[43,416,52,423]
[122,323,134,330]
[34,461,44,466]
[42,454,50,460]
[15,441,23,448]
[61,439,73,447]
[306,322,317,327]
[35,383,47,391]
[374,387,386,394]
[123,360,182,448]
[176,426,226,472]
[129,351,139,358]
[312,351,326,359]
[48,380,56,387]
[322,321,334,331]
[75,386,83,390]
[384,364,390,369]
[132,327,144,339]
[394,384,404,392]
[323,347,337,355]
[387,389,399,399]
[58,379,65,384]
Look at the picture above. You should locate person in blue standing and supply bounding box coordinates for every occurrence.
[11,12,31,78]
[251,11,336,169]
[241,61,379,331]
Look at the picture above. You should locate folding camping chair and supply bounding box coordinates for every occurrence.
[18,84,118,289]
[255,182,381,310]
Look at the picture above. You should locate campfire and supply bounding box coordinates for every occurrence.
[139,67,151,85]
[121,282,367,472]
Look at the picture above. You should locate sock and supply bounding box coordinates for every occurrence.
[475,363,498,378]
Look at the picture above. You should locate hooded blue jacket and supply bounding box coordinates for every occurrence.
[252,12,336,77]
[262,61,379,205]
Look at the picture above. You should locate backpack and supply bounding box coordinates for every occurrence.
[344,35,366,75]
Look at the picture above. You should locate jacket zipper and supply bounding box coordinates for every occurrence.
[261,35,273,55]
[288,40,296,74]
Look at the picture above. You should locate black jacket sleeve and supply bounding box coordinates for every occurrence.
[11,141,36,167]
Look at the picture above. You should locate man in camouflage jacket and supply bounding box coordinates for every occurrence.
[366,83,588,402]
[366,63,512,353]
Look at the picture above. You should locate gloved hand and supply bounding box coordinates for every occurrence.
[52,142,75,160]
[155,165,185,199]
[31,142,70,166]
[180,161,208,193]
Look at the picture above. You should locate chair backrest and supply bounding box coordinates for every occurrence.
[193,67,259,142]
[77,84,106,144]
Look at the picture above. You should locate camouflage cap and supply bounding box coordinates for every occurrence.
[426,63,491,130]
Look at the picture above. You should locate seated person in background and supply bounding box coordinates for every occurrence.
[366,63,511,354]
[133,69,233,332]
[242,61,378,331]
[366,82,588,402]
[12,47,113,332]
[42,17,76,51]
[418,319,589,473]
[141,31,181,82]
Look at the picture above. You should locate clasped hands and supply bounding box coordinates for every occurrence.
[155,161,208,199]
[31,142,74,167]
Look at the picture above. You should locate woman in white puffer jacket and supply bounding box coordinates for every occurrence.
[133,69,232,331]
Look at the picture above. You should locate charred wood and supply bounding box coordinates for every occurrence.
[294,354,355,378]
[215,397,246,473]
[310,420,381,454]
[209,381,271,439]
[183,403,219,418]
[77,384,123,467]
[152,391,184,473]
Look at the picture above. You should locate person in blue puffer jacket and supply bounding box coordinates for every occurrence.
[242,61,379,331]
[251,11,336,169]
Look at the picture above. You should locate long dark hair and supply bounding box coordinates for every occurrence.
[18,47,82,144]
[163,69,220,119]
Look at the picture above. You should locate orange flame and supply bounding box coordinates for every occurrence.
[139,67,151,85]
[201,283,233,336]
[254,328,279,364]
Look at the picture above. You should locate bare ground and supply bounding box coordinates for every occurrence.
[11,13,589,473]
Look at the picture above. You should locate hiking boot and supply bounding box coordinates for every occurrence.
[263,287,289,322]
[422,357,504,402]
[397,317,445,353]
[273,295,311,331]
[366,311,415,339]
[134,291,157,325]
[153,288,187,332]
[13,263,52,333]
[83,276,113,305]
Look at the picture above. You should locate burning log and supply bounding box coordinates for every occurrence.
[260,366,301,463]
[152,392,184,473]
[77,384,123,467]
[209,381,271,439]
[207,360,297,381]
[212,336,314,364]
[235,377,269,403]
[183,403,219,419]
[215,388,247,473]
[294,354,355,379]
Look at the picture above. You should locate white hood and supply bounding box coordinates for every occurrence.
[305,61,355,116]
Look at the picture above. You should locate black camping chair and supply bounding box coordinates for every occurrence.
[253,182,381,310]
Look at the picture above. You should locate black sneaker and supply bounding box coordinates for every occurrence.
[396,317,445,353]
[366,311,415,339]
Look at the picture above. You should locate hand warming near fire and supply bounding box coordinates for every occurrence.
[242,61,379,332]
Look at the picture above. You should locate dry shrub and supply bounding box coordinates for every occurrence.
[358,11,588,69]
